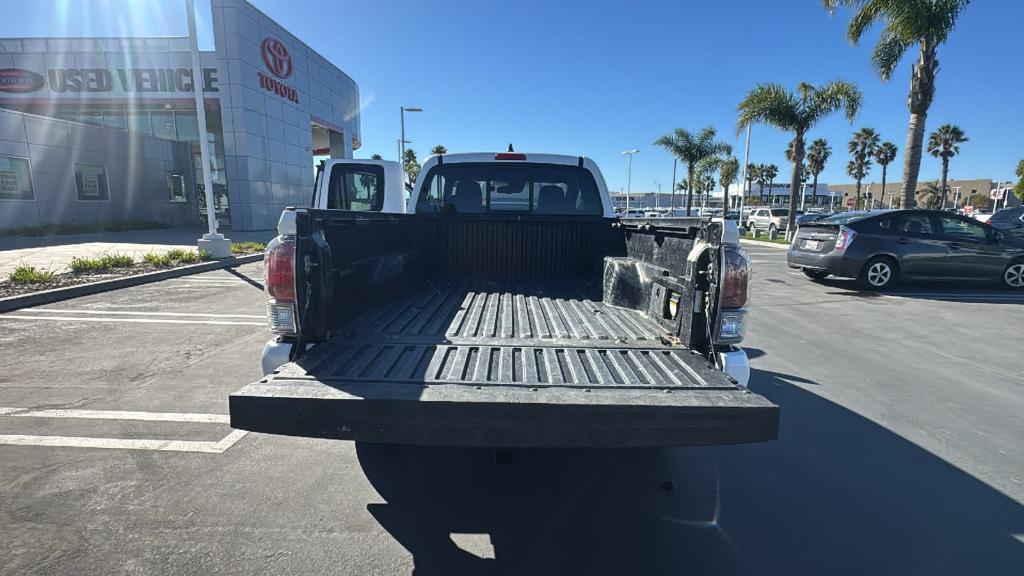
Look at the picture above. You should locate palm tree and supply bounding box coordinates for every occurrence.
[874,141,898,207]
[927,124,968,209]
[654,127,732,214]
[806,139,832,210]
[696,155,724,210]
[430,145,448,155]
[746,163,760,204]
[754,163,771,203]
[738,80,861,233]
[918,181,943,208]
[848,127,879,209]
[763,164,778,206]
[719,156,740,211]
[824,0,971,209]
[403,148,421,185]
[370,154,383,160]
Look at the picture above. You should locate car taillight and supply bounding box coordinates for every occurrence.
[717,245,751,345]
[835,225,857,251]
[721,246,750,309]
[264,236,296,335]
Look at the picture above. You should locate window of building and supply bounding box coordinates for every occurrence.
[128,112,152,136]
[80,110,103,127]
[174,112,199,142]
[151,112,176,140]
[75,163,109,201]
[0,156,33,200]
[326,164,384,211]
[103,111,127,130]
[167,173,186,203]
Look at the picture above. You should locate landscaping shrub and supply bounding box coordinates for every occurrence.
[8,265,55,284]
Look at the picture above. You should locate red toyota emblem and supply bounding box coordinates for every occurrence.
[260,37,293,79]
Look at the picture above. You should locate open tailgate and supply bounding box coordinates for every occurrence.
[230,341,778,448]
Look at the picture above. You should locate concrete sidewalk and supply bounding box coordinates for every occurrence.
[0,227,274,277]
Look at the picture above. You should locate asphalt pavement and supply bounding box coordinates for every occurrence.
[0,249,1021,575]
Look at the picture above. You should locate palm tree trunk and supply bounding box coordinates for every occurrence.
[880,165,887,207]
[901,43,936,209]
[855,179,862,210]
[786,149,804,237]
[686,162,695,215]
[940,157,949,209]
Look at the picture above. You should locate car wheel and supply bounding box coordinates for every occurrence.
[858,256,897,290]
[1003,260,1024,290]
[803,269,830,281]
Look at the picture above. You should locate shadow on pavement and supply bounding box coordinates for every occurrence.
[356,368,1024,575]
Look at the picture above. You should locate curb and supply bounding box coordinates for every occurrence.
[0,253,264,313]
[739,238,790,250]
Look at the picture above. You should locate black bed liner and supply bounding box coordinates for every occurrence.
[232,283,778,447]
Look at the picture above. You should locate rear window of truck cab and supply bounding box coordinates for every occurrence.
[326,164,384,211]
[415,163,603,215]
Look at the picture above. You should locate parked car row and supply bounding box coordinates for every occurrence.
[786,209,1024,290]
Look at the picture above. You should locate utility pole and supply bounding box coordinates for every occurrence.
[738,125,751,224]
[622,149,638,213]
[670,158,677,213]
[187,0,229,257]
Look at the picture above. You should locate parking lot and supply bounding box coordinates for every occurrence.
[1,249,1022,575]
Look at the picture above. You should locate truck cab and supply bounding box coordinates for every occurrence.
[312,158,406,212]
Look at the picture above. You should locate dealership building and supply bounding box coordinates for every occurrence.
[0,0,360,232]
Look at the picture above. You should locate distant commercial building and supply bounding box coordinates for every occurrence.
[826,178,1019,210]
[719,182,837,210]
[0,0,360,232]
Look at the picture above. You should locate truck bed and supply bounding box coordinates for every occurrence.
[231,282,779,447]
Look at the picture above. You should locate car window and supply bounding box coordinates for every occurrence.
[894,213,936,238]
[771,209,788,217]
[417,163,602,215]
[939,215,988,243]
[326,164,384,211]
[855,216,894,235]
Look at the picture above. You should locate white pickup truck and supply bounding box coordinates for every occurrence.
[232,152,774,448]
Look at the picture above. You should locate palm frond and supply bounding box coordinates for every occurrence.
[871,28,911,81]
[808,80,862,125]
[737,84,801,134]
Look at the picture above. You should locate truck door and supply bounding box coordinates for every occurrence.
[313,159,406,213]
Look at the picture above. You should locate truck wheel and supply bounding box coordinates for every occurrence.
[858,256,897,290]
[803,269,829,281]
[1003,260,1024,290]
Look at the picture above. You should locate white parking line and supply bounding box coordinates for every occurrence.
[0,407,230,423]
[0,315,264,326]
[0,407,247,453]
[0,433,244,453]
[20,309,264,319]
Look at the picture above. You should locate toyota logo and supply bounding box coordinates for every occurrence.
[260,37,293,79]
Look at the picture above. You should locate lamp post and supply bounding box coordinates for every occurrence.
[622,149,638,213]
[670,158,677,213]
[738,125,751,226]
[399,106,422,163]
[186,0,229,257]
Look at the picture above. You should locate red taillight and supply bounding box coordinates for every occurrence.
[494,153,526,160]
[835,225,857,251]
[722,246,751,309]
[265,238,295,302]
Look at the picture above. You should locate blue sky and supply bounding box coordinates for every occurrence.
[3,0,1022,192]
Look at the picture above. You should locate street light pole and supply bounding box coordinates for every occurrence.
[670,158,677,213]
[622,149,638,213]
[738,125,751,224]
[186,0,229,257]
[399,106,422,162]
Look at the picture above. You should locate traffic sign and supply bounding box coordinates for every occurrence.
[990,189,1005,200]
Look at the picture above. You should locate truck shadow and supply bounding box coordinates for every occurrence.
[355,368,1024,575]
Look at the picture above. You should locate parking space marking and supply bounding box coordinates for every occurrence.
[0,407,230,423]
[0,433,245,453]
[20,309,264,319]
[0,407,247,453]
[0,315,264,326]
